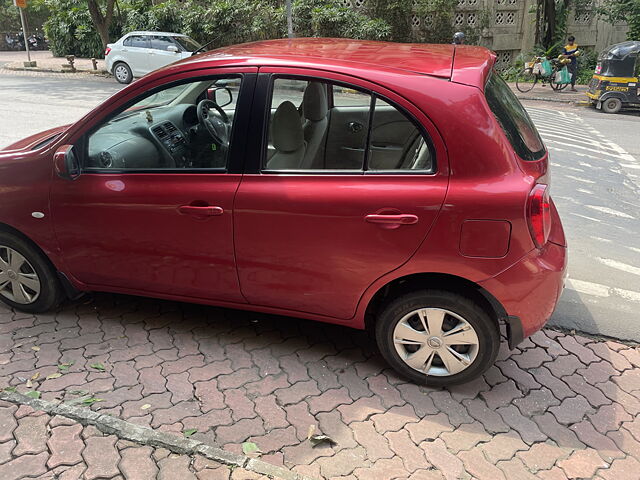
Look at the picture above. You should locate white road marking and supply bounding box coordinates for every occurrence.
[565,175,596,184]
[596,257,640,276]
[570,212,601,222]
[585,205,636,219]
[567,278,640,303]
[590,237,613,243]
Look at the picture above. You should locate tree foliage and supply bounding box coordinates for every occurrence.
[598,0,640,40]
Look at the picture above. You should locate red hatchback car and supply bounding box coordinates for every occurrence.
[0,39,567,385]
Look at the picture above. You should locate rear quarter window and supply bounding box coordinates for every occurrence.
[485,72,545,161]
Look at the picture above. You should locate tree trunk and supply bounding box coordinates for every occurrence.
[87,0,116,49]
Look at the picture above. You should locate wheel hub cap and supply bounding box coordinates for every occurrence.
[0,245,41,305]
[392,307,480,377]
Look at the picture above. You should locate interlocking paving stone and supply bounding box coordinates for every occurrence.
[0,296,639,480]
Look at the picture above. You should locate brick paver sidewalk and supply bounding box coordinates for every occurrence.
[509,82,589,104]
[1,294,639,479]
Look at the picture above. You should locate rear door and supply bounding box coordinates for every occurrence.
[233,68,449,320]
[121,35,152,76]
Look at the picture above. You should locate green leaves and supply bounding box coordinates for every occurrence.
[242,442,260,455]
[183,428,198,438]
[89,363,105,372]
[25,391,41,399]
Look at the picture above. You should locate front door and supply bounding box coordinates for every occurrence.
[234,71,448,320]
[51,71,256,303]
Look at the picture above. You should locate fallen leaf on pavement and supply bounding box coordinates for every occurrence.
[82,397,103,406]
[242,442,261,456]
[89,363,105,371]
[309,434,337,448]
[3,387,16,393]
[140,404,151,410]
[183,429,197,438]
[25,391,41,399]
[31,346,40,351]
[46,373,62,380]
[25,379,33,388]
[306,425,316,440]
[31,372,40,381]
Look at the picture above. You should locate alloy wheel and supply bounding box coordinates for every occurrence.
[393,307,480,376]
[0,245,41,304]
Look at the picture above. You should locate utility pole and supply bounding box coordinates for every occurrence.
[286,0,293,38]
[14,0,31,63]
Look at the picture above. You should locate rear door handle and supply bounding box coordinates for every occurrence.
[179,205,223,216]
[365,214,418,225]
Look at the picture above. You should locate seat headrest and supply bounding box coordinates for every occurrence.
[273,101,304,153]
[303,82,329,122]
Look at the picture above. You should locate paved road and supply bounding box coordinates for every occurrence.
[522,104,640,341]
[0,73,638,341]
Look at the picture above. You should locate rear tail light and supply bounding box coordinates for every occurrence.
[105,47,111,56]
[527,184,551,248]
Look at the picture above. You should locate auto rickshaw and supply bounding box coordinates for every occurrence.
[587,41,640,113]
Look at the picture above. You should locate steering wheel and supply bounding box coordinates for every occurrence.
[196,99,231,147]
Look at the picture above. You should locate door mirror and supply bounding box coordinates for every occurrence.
[207,87,233,107]
[167,45,179,53]
[54,145,80,180]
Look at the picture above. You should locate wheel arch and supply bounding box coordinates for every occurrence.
[0,221,79,299]
[364,272,507,333]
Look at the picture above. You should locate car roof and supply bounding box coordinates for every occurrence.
[124,31,187,37]
[180,38,495,88]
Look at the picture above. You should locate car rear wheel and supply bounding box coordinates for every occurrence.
[602,97,622,114]
[113,62,133,84]
[0,232,64,313]
[375,290,500,386]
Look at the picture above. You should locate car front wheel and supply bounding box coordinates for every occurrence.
[113,62,133,84]
[0,231,64,313]
[375,290,500,386]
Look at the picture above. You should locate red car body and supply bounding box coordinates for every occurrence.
[0,39,567,355]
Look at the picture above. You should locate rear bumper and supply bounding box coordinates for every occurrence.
[480,242,568,344]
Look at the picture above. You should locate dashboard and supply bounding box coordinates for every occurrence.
[86,104,200,170]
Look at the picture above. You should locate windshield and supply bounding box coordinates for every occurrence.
[485,72,545,161]
[114,84,191,120]
[174,36,202,52]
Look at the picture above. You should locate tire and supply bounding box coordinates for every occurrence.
[515,68,537,93]
[375,290,500,386]
[550,71,569,91]
[602,97,622,114]
[0,231,64,313]
[113,62,133,84]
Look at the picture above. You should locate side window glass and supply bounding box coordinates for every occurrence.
[368,98,432,171]
[85,76,242,171]
[264,78,371,170]
[128,35,149,49]
[123,36,132,47]
[150,36,175,51]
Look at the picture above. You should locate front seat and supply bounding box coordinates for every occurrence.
[267,101,306,170]
[301,82,329,169]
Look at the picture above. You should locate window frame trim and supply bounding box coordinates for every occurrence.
[258,72,437,176]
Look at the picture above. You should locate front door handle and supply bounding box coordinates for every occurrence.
[365,214,418,225]
[179,205,223,216]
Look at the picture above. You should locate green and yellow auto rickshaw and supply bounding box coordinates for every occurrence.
[587,41,640,113]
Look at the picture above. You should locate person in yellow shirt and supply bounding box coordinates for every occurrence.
[562,36,580,91]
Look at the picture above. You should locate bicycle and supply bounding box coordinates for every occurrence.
[515,56,569,93]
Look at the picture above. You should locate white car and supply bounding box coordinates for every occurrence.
[105,31,202,84]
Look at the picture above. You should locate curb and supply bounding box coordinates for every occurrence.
[0,390,316,480]
[3,65,109,76]
[516,95,589,105]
